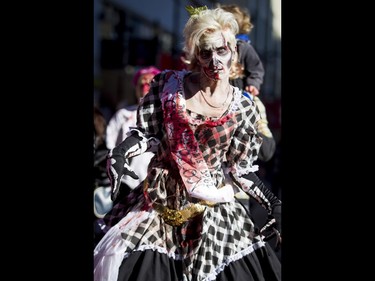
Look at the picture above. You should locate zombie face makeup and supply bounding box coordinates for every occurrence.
[136,73,155,99]
[196,32,234,81]
[133,66,161,102]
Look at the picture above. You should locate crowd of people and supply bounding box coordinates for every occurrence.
[93,5,282,281]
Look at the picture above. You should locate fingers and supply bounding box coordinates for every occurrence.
[248,85,259,96]
[110,173,123,200]
[124,170,139,179]
[123,161,139,179]
[107,155,140,202]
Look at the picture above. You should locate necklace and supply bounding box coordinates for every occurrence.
[199,86,232,108]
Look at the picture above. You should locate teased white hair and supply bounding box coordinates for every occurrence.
[183,8,239,66]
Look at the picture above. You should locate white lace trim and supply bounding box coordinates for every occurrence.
[238,164,259,176]
[226,164,259,177]
[124,244,185,261]
[203,240,266,281]
[122,241,267,281]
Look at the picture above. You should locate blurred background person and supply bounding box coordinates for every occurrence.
[221,3,264,97]
[106,66,161,149]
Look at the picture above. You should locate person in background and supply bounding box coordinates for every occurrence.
[106,66,161,150]
[220,4,264,97]
[105,66,161,202]
[94,7,281,281]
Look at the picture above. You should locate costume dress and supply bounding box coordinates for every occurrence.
[94,70,281,281]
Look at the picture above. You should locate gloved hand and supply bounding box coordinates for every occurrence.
[106,132,145,201]
[107,152,138,201]
[230,171,282,248]
[260,204,281,251]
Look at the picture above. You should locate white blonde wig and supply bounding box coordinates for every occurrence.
[183,8,239,70]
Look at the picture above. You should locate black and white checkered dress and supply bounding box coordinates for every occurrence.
[94,70,281,281]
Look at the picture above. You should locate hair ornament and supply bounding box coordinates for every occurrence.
[185,5,208,17]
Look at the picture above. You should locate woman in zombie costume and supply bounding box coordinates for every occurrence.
[94,7,281,281]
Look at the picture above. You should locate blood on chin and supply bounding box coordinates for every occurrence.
[141,84,150,95]
[203,68,222,81]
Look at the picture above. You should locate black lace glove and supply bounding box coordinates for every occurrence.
[106,133,144,201]
[259,204,281,251]
[231,171,282,248]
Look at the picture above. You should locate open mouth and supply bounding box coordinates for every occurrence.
[205,67,223,74]
[203,67,222,80]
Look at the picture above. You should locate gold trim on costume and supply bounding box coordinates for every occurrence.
[153,202,206,227]
[144,179,218,226]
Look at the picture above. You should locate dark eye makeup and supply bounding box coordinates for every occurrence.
[198,46,230,59]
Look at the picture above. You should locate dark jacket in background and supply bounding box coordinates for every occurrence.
[230,39,265,91]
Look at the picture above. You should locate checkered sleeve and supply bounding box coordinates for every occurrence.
[224,98,281,237]
[226,97,262,177]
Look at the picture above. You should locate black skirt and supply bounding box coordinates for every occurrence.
[117,242,281,281]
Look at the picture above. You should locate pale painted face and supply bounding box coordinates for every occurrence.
[136,73,155,100]
[196,32,234,81]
